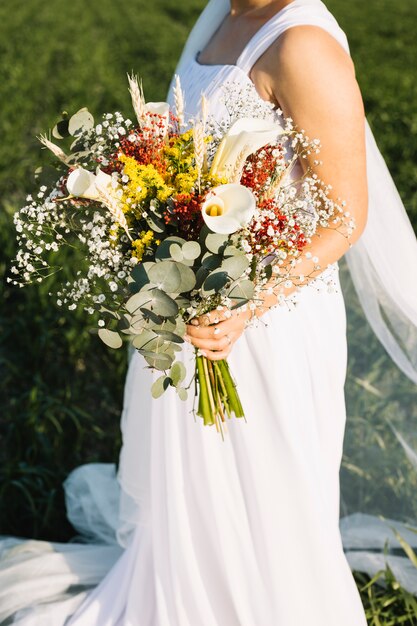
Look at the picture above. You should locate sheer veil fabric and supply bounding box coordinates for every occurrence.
[1,0,417,624]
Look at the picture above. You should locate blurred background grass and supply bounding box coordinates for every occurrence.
[0,0,416,542]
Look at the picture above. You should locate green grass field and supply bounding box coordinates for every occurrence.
[1,1,417,623]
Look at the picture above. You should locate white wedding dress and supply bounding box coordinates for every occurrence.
[3,1,417,625]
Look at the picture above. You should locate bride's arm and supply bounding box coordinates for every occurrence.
[185,25,368,359]
[253,24,368,311]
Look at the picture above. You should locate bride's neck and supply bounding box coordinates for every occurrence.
[230,0,288,17]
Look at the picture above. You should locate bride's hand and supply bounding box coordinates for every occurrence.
[185,306,252,361]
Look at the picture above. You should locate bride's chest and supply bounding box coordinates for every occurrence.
[171,62,278,128]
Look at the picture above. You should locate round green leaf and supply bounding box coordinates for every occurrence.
[170,243,184,262]
[178,387,188,401]
[68,108,94,136]
[202,252,222,270]
[151,375,172,399]
[146,214,166,234]
[131,262,153,291]
[148,261,182,293]
[141,308,164,325]
[175,318,187,337]
[170,361,187,386]
[156,236,186,260]
[205,232,229,254]
[221,255,250,280]
[132,329,158,350]
[176,263,196,293]
[202,270,229,296]
[143,352,174,371]
[52,119,70,139]
[223,245,241,257]
[182,241,201,261]
[195,266,210,289]
[155,330,184,343]
[227,279,255,302]
[126,291,154,314]
[98,328,123,349]
[150,289,179,317]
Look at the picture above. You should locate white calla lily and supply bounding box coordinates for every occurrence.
[67,168,104,200]
[202,183,256,234]
[210,117,285,180]
[67,168,131,239]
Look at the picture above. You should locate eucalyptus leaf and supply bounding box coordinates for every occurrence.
[170,243,184,262]
[205,232,230,254]
[175,318,187,337]
[118,315,131,331]
[52,119,69,139]
[156,236,186,260]
[158,319,177,332]
[221,255,250,280]
[202,270,229,296]
[68,108,94,136]
[125,291,153,314]
[154,330,184,343]
[99,307,121,320]
[228,279,255,303]
[176,263,196,293]
[143,352,174,371]
[182,241,201,261]
[131,262,153,291]
[141,308,164,325]
[178,387,188,401]
[223,245,241,257]
[138,336,169,352]
[151,375,172,399]
[98,328,123,349]
[195,266,210,289]
[202,252,222,270]
[170,362,187,386]
[132,329,158,350]
[174,296,191,309]
[148,261,182,293]
[146,214,166,234]
[149,289,179,317]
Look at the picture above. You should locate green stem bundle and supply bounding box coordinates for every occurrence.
[195,355,245,439]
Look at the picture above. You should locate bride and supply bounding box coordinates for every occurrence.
[2,0,417,624]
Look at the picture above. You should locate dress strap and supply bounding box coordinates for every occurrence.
[236,0,349,74]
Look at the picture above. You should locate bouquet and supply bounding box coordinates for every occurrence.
[9,75,354,437]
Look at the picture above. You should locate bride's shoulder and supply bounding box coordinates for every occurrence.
[279,23,352,61]
[254,23,357,103]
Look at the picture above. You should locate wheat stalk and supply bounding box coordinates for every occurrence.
[38,134,71,165]
[193,121,206,191]
[127,73,146,125]
[262,157,297,200]
[98,190,132,240]
[229,146,249,184]
[173,74,185,128]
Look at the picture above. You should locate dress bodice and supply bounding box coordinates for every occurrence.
[167,0,349,127]
[165,0,350,291]
[166,0,350,193]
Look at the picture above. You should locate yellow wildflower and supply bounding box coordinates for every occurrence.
[131,230,155,262]
[119,155,174,207]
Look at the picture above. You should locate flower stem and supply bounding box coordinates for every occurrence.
[195,356,245,435]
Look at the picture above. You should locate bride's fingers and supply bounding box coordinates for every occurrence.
[198,346,232,361]
[190,307,231,327]
[186,316,243,340]
[185,332,236,352]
